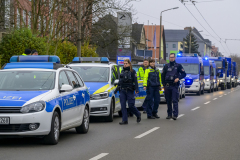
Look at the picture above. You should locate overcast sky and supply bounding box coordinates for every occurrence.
[130,0,240,56]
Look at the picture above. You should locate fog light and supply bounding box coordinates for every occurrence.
[29,123,39,131]
[100,107,107,111]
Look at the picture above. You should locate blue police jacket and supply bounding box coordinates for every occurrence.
[118,67,139,92]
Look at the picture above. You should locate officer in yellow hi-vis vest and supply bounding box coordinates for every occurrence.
[137,59,150,114]
[22,49,32,56]
[143,59,162,119]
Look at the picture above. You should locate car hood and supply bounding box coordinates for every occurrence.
[84,82,109,95]
[0,90,50,106]
[185,74,199,80]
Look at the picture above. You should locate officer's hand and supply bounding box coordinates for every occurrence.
[174,78,179,83]
[144,87,146,90]
[136,91,139,94]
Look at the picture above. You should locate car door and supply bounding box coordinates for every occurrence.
[64,71,81,126]
[58,71,74,128]
[73,72,86,123]
[111,66,121,112]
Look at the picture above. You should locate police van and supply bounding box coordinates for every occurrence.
[176,54,205,95]
[211,61,219,91]
[203,57,214,93]
[0,56,90,145]
[68,57,121,122]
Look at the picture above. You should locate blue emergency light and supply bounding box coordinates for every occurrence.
[71,57,109,63]
[177,53,182,57]
[185,79,193,85]
[204,57,208,60]
[10,55,60,64]
[2,55,62,70]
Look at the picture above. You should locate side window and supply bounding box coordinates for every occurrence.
[66,71,80,89]
[59,71,70,88]
[111,66,118,84]
[73,72,84,87]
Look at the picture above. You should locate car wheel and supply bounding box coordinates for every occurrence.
[43,111,60,145]
[197,86,201,96]
[182,91,186,98]
[76,106,89,134]
[105,99,114,122]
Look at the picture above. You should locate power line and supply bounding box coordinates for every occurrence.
[182,4,229,54]
[137,11,184,28]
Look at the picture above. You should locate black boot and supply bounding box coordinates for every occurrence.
[137,113,141,123]
[147,116,155,119]
[166,116,172,119]
[152,113,160,119]
[172,116,177,120]
[119,121,128,125]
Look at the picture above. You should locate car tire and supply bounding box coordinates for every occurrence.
[105,99,114,122]
[197,86,201,96]
[76,106,89,134]
[182,92,186,98]
[43,111,60,145]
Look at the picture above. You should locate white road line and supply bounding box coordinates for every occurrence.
[213,98,218,100]
[219,95,223,97]
[89,153,109,160]
[191,107,200,111]
[204,101,211,104]
[170,114,185,120]
[135,127,160,139]
[224,94,227,95]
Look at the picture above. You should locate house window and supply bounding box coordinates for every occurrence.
[28,12,31,28]
[16,8,20,27]
[173,44,176,48]
[166,53,168,57]
[4,0,10,28]
[166,44,168,48]
[23,10,26,26]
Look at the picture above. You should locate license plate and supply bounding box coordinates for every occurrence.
[0,117,10,125]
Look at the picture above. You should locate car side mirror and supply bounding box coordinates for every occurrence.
[60,84,73,93]
[114,79,119,86]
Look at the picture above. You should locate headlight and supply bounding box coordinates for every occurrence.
[194,79,199,82]
[20,101,45,113]
[91,91,109,100]
[231,78,234,81]
[206,79,210,82]
[220,80,223,82]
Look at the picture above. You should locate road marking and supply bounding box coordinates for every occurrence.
[89,153,109,160]
[204,101,211,104]
[191,107,200,111]
[170,114,185,120]
[219,95,223,97]
[224,94,227,95]
[213,98,218,100]
[135,127,160,139]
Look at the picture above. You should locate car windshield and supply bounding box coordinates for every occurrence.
[204,66,210,76]
[71,66,109,82]
[0,71,55,91]
[133,66,140,72]
[214,61,222,68]
[180,63,199,75]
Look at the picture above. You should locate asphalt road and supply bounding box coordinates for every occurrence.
[1,87,240,160]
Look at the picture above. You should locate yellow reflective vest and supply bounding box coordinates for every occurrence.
[143,67,162,87]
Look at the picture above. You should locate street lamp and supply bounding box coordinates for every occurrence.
[159,7,179,63]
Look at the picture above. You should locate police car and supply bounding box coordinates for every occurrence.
[0,56,90,145]
[68,57,121,122]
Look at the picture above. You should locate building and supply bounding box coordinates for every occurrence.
[0,0,92,41]
[165,27,212,62]
[144,25,166,63]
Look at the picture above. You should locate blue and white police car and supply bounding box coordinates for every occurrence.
[69,57,121,122]
[0,56,90,145]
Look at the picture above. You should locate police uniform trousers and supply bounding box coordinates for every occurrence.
[145,86,160,117]
[164,85,179,117]
[120,90,140,122]
[142,98,153,112]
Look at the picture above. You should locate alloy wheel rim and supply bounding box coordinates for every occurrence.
[54,116,60,141]
[84,109,89,130]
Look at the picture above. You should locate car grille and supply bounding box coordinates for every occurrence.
[0,107,21,113]
[0,123,40,132]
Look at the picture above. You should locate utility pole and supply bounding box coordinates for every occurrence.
[189,27,192,54]
[77,0,81,57]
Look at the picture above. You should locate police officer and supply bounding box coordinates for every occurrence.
[115,59,141,125]
[143,59,161,119]
[161,53,186,120]
[31,50,38,55]
[137,59,151,114]
[23,49,32,56]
